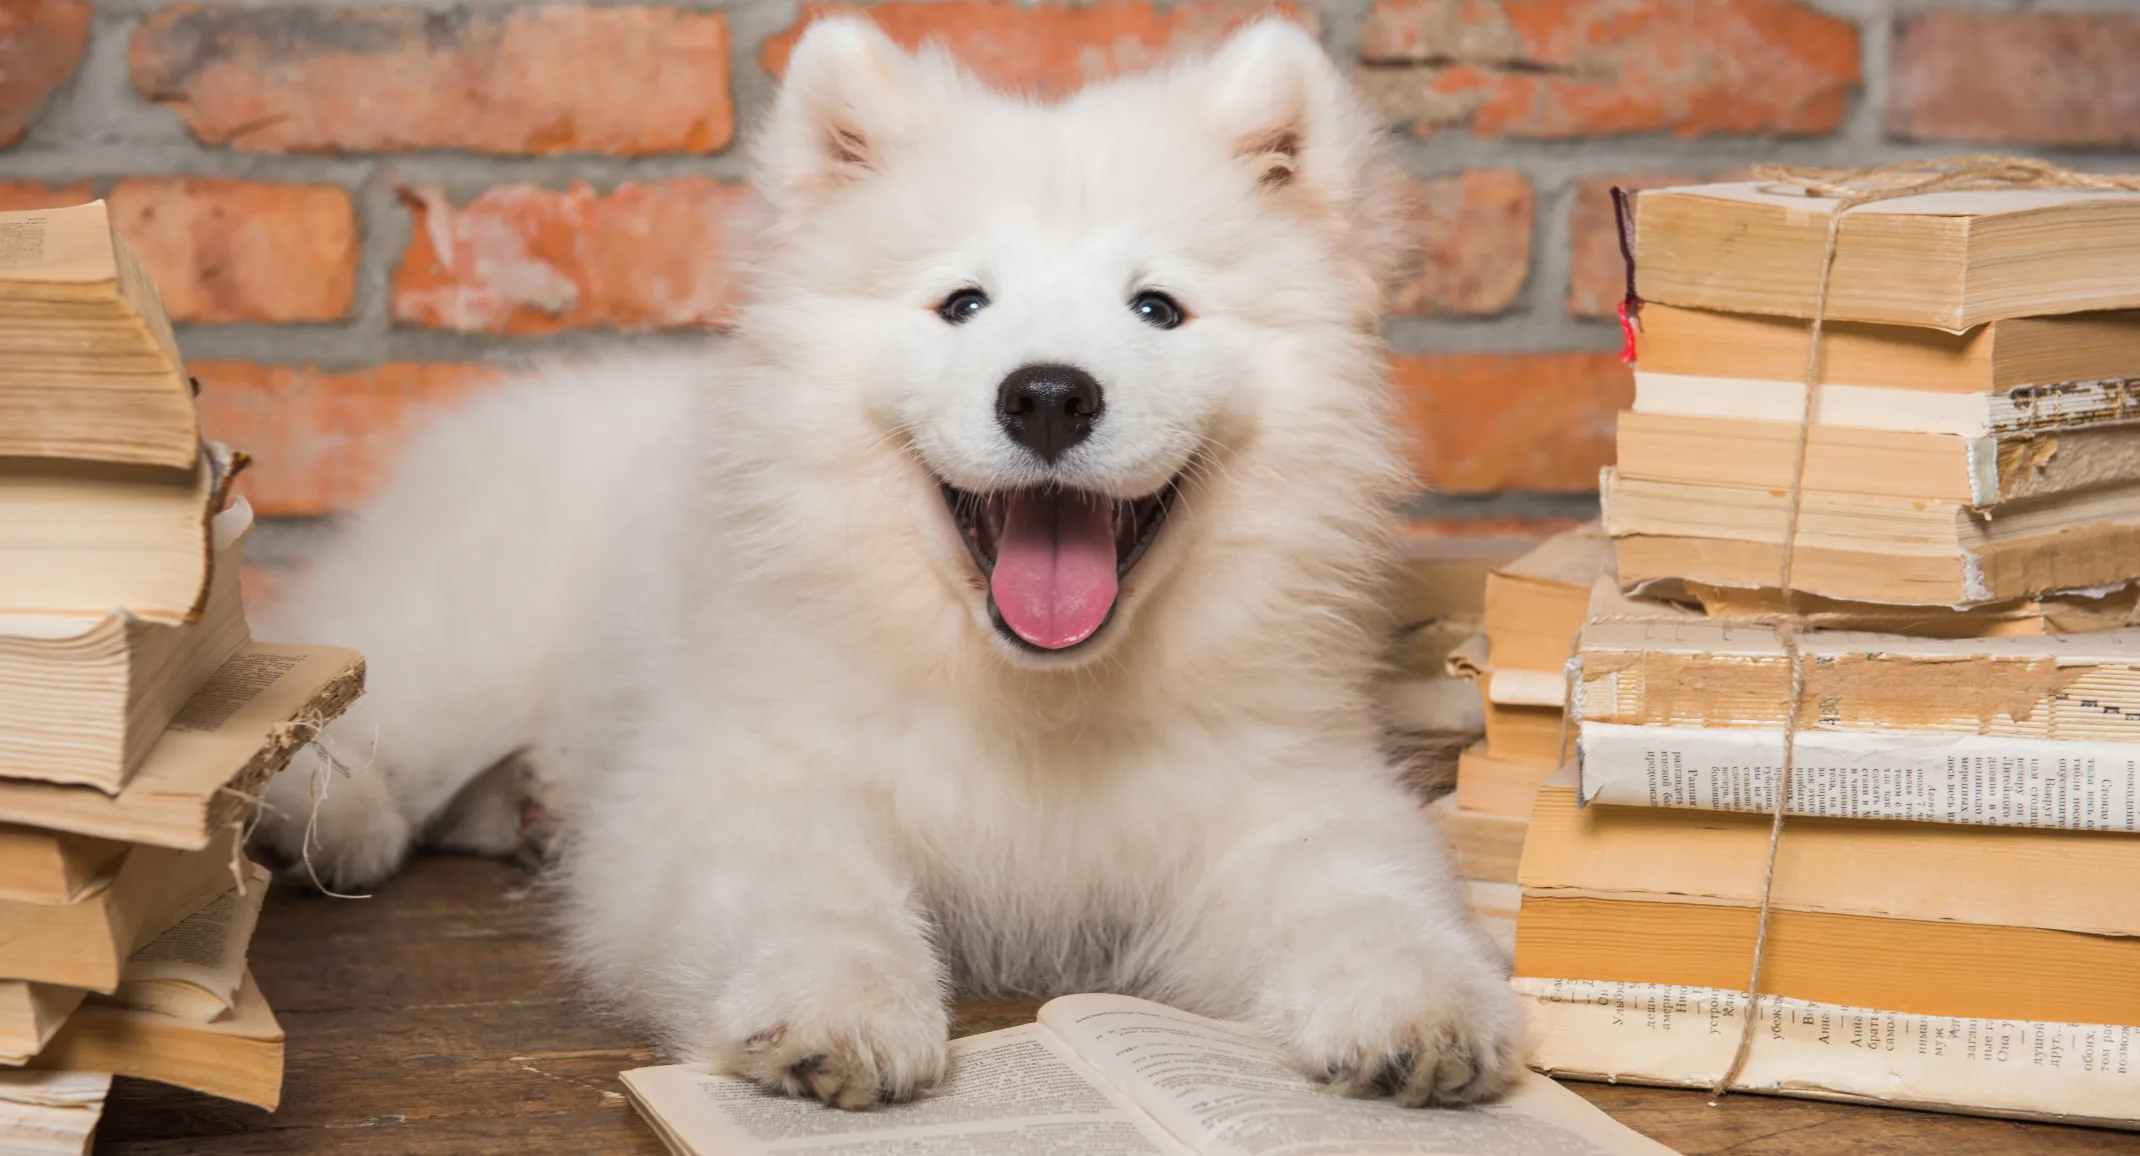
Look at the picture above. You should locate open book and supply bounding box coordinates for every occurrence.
[623,994,1674,1156]
[105,861,270,1022]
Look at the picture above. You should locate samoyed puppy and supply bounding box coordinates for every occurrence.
[253,16,1520,1109]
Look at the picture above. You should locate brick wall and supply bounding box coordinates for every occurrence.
[8,0,2140,562]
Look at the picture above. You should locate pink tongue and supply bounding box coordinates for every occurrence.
[990,489,1119,650]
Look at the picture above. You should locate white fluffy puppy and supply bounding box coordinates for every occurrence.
[254,17,1521,1110]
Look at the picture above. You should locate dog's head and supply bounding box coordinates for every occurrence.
[737,18,1405,672]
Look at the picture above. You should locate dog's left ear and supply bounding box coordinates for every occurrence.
[1198,21,1374,211]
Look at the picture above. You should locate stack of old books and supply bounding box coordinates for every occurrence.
[0,201,365,1145]
[1512,179,2140,1126]
[1434,524,1610,949]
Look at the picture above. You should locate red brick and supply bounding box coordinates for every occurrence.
[130,5,733,156]
[0,0,89,147]
[1391,352,1630,492]
[0,179,91,211]
[103,178,357,324]
[1888,13,2140,148]
[193,362,503,516]
[1358,0,1860,138]
[1566,172,1697,319]
[763,1,1315,98]
[1389,171,1532,316]
[392,180,744,335]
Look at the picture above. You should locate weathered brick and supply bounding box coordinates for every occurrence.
[1359,0,1859,138]
[104,178,357,324]
[130,5,733,155]
[763,1,1314,98]
[0,0,90,147]
[1389,171,1532,317]
[0,179,91,211]
[193,362,503,516]
[392,180,744,334]
[1391,352,1630,492]
[1566,172,1698,319]
[1889,13,2140,148]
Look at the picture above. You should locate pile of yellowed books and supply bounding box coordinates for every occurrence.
[1432,523,1610,950]
[0,201,366,1145]
[1513,180,2140,1126]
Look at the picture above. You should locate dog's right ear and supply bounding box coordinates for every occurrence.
[756,17,918,210]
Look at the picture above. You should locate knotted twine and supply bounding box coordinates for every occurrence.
[1583,155,2140,1102]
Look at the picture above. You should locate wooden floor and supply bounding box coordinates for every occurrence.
[96,854,2140,1155]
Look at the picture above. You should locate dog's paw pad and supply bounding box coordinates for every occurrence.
[1307,1003,1518,1107]
[728,1010,947,1110]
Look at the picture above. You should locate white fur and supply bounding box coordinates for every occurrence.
[255,19,1520,1109]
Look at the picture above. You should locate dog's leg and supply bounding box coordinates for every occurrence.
[1166,778,1521,1106]
[563,769,951,1109]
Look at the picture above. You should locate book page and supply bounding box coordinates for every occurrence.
[1040,995,1674,1156]
[621,1023,1188,1155]
[114,861,269,1018]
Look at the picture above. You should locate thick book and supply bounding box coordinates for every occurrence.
[1516,771,2140,1026]
[0,442,241,624]
[0,498,252,791]
[1478,681,1562,762]
[0,831,242,992]
[1634,301,2140,393]
[1517,978,2137,1128]
[0,1071,109,1156]
[1615,410,2140,507]
[29,971,282,1111]
[1453,742,1557,820]
[0,986,86,1065]
[1523,771,2140,938]
[0,201,195,470]
[0,643,364,849]
[1573,619,2140,830]
[1632,182,2140,329]
[1517,892,2137,1028]
[102,863,270,1023]
[1429,793,1524,885]
[0,828,125,906]
[1633,367,2140,439]
[1481,523,1609,675]
[1576,620,2140,742]
[1604,468,2140,606]
[622,993,1672,1156]
[1578,721,2137,831]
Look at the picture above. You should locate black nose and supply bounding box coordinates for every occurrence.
[997,363,1103,465]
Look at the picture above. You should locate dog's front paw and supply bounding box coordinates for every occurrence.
[1265,928,1522,1106]
[252,750,412,892]
[711,940,951,1109]
[730,1005,949,1109]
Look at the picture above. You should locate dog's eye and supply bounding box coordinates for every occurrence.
[937,289,990,325]
[1131,291,1185,330]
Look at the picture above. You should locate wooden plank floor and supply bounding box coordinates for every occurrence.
[95,854,2140,1155]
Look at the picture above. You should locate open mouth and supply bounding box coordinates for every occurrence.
[939,479,1179,652]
